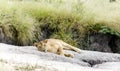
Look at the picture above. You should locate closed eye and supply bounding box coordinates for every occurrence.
[38,45,42,48]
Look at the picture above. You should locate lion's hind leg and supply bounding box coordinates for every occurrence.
[57,47,73,58]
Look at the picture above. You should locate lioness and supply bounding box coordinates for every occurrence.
[34,39,81,57]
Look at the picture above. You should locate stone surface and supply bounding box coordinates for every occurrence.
[1,43,120,71]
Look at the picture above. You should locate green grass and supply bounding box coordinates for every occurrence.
[0,0,120,47]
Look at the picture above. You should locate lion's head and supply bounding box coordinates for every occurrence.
[34,39,48,52]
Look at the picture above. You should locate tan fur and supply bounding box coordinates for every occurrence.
[34,39,81,57]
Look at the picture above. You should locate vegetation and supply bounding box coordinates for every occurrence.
[15,64,58,71]
[0,0,120,48]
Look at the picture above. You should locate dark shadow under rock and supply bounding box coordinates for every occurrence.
[110,36,120,53]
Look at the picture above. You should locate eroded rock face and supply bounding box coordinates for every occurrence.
[86,33,120,53]
[91,43,112,52]
[89,33,112,52]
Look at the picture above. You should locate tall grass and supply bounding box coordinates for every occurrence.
[0,1,36,45]
[0,0,120,46]
[82,0,120,32]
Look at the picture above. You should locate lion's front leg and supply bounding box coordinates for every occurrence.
[57,47,64,56]
[64,53,73,58]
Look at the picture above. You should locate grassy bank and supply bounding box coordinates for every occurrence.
[0,0,120,47]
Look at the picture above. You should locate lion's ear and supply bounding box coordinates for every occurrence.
[44,39,48,43]
[33,42,38,46]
